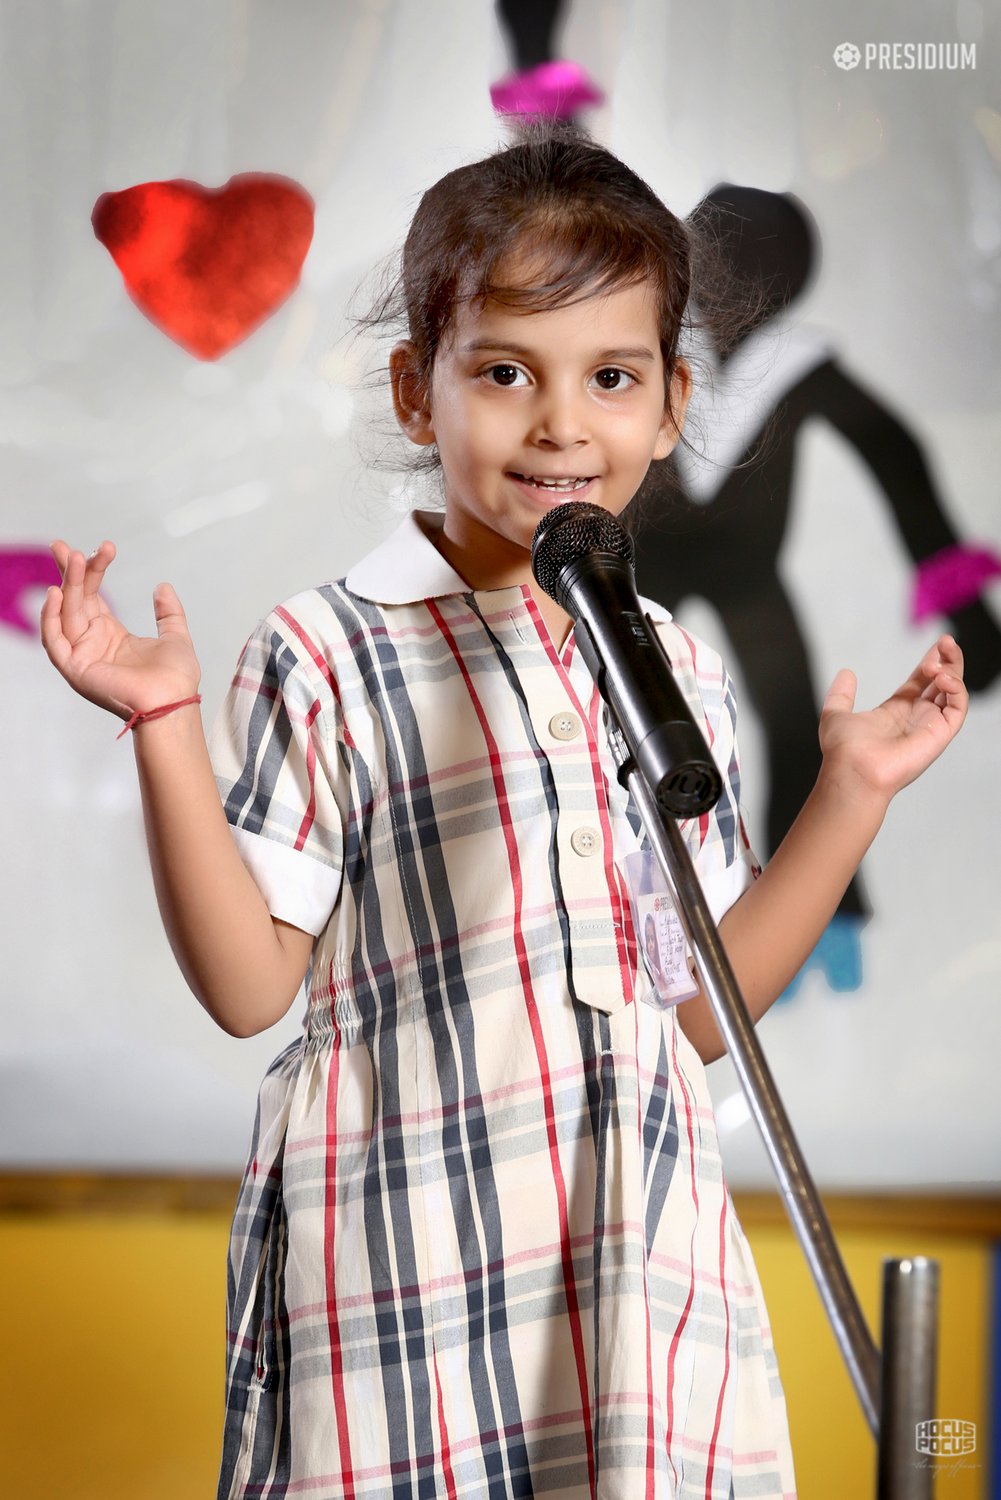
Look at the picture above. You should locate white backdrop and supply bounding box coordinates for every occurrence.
[3,0,999,1186]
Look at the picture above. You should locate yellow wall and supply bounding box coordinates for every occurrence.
[751,1223,991,1500]
[0,1186,994,1500]
[1,1214,228,1500]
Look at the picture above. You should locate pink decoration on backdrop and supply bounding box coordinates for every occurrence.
[0,547,62,636]
[490,60,605,121]
[910,543,1001,622]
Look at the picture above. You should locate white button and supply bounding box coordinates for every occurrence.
[548,710,582,741]
[570,825,600,857]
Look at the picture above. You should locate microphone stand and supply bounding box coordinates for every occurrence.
[603,705,938,1499]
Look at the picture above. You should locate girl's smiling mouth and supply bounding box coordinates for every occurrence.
[509,472,597,496]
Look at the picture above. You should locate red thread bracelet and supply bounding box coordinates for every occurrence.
[116,695,202,739]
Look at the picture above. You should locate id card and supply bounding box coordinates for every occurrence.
[623,850,700,1009]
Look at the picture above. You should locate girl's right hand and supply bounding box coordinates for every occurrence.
[40,540,202,722]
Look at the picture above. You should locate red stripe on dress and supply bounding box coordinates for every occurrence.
[673,626,701,681]
[324,1029,357,1497]
[273,606,340,698]
[274,603,356,747]
[704,1191,733,1497]
[294,697,322,851]
[428,597,597,1500]
[633,998,657,1499]
[432,1345,459,1498]
[519,590,591,722]
[663,1017,701,1494]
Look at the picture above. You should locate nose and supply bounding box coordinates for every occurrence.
[527,380,590,450]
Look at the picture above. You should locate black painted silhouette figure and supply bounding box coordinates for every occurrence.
[492,0,1001,993]
[633,185,1001,993]
[497,0,566,74]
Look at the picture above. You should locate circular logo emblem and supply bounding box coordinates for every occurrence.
[833,42,861,69]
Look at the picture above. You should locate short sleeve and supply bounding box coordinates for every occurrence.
[206,613,347,937]
[653,621,761,927]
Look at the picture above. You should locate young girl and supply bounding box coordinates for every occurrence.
[42,133,967,1500]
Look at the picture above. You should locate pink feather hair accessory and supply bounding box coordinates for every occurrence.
[490,60,605,121]
[911,542,1001,621]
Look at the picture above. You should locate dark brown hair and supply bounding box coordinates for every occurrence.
[351,122,767,525]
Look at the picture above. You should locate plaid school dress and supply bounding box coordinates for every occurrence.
[207,508,797,1500]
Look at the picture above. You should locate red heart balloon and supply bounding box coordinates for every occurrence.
[92,174,315,360]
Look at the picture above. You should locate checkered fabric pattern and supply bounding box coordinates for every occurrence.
[206,509,795,1499]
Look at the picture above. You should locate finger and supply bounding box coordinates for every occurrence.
[919,632,964,670]
[934,665,969,724]
[915,654,969,727]
[58,548,88,634]
[151,581,191,640]
[917,634,965,698]
[896,642,947,702]
[935,633,965,676]
[50,540,114,593]
[81,540,116,599]
[929,654,965,686]
[39,585,73,673]
[61,546,108,642]
[822,667,857,719]
[49,539,70,579]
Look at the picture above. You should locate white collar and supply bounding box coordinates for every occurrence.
[345,509,476,604]
[344,506,672,624]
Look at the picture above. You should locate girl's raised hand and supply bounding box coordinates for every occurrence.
[818,634,968,803]
[40,540,201,723]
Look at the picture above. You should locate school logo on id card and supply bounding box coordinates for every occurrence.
[623,850,699,1010]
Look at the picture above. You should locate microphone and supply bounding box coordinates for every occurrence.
[531,501,722,817]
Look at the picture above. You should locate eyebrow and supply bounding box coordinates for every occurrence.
[459,338,657,363]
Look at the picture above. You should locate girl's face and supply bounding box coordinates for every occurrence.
[391,267,691,590]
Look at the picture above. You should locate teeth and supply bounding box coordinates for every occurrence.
[520,475,591,490]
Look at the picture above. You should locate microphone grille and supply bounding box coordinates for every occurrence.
[531,501,635,605]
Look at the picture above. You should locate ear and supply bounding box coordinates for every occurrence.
[652,357,693,461]
[389,340,436,446]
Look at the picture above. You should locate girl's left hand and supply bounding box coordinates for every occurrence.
[818,634,968,802]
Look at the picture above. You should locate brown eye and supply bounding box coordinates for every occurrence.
[593,368,634,391]
[487,364,523,386]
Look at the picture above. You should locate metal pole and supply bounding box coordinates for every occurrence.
[878,1257,939,1499]
[609,722,881,1433]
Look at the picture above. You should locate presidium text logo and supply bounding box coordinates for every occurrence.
[834,41,976,70]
